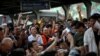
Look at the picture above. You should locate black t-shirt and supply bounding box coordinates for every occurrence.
[93,31,100,47]
[9,35,20,49]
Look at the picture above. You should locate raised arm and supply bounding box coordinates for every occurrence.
[77,6,83,22]
[23,15,30,29]
[67,32,74,49]
[17,13,22,26]
[39,19,44,33]
[38,36,58,55]
[44,36,57,51]
[4,26,9,37]
[52,20,55,33]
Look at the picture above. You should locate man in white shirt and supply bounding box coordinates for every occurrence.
[84,27,98,53]
[28,26,43,45]
[84,14,100,55]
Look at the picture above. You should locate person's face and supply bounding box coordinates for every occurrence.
[32,42,39,51]
[33,20,37,24]
[48,27,52,35]
[14,27,20,35]
[55,24,59,30]
[87,21,91,28]
[0,31,4,41]
[31,27,37,35]
[89,19,96,27]
[43,27,49,36]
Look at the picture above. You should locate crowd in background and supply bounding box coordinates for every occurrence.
[0,13,100,56]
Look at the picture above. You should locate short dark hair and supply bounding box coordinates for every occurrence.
[83,18,87,22]
[28,41,36,49]
[75,22,85,29]
[89,13,100,21]
[9,48,26,56]
[46,24,52,28]
[71,21,79,27]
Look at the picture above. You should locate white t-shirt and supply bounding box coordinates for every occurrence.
[28,34,43,45]
[84,27,98,54]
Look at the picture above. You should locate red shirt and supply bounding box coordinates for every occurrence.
[41,34,52,47]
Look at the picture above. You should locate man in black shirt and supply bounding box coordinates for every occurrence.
[94,30,100,48]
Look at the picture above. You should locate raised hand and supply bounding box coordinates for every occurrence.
[77,5,81,13]
[26,15,30,20]
[4,26,9,37]
[18,13,22,19]
[77,5,83,21]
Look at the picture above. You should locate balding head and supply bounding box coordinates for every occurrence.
[1,37,13,53]
[1,37,13,44]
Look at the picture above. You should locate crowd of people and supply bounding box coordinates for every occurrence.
[0,13,100,56]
